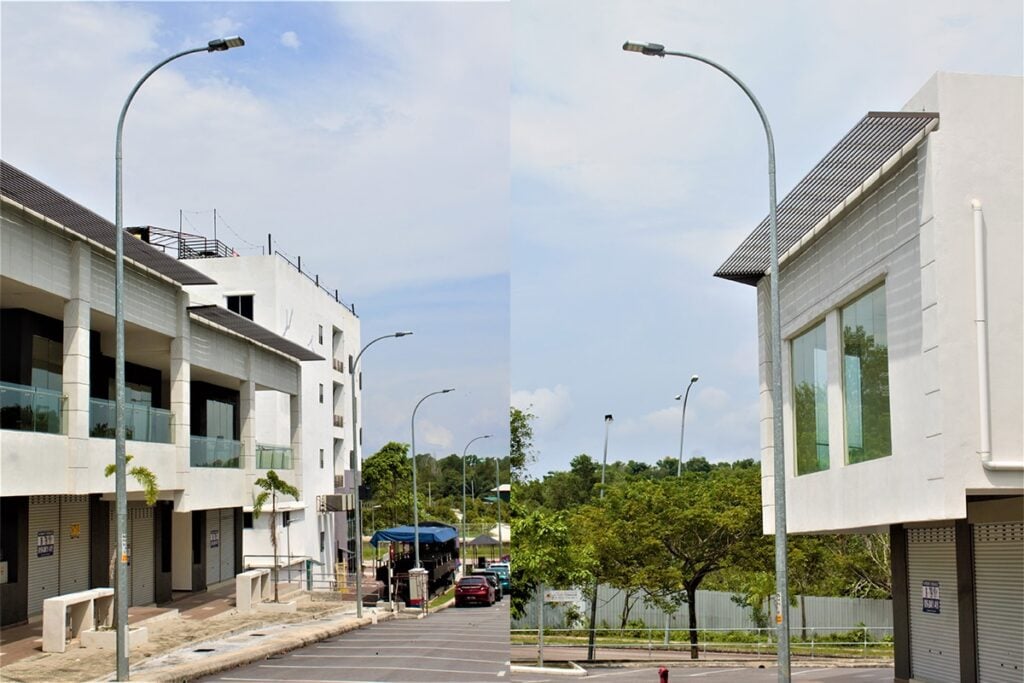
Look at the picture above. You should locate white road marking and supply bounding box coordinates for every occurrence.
[260,663,505,676]
[294,653,502,664]
[793,669,831,676]
[688,669,737,677]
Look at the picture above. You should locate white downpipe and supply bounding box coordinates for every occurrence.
[971,200,1023,471]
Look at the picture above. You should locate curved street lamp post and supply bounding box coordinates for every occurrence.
[675,374,699,476]
[622,41,790,680]
[113,35,244,681]
[410,388,455,568]
[350,332,412,618]
[461,435,491,575]
[586,414,614,661]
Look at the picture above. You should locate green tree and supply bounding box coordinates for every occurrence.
[252,470,300,603]
[510,406,536,478]
[363,441,413,528]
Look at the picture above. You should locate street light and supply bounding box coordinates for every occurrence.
[113,35,244,681]
[350,332,412,618]
[675,374,699,476]
[411,388,455,568]
[622,41,790,680]
[587,414,614,661]
[461,434,491,576]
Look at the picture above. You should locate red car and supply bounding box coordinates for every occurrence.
[455,575,494,607]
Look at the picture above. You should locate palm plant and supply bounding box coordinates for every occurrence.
[103,454,159,595]
[252,470,300,603]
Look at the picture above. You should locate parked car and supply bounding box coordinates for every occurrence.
[488,562,511,591]
[455,575,494,607]
[475,570,503,601]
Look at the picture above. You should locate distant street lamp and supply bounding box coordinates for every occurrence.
[113,35,244,681]
[622,41,790,680]
[675,374,699,476]
[411,388,455,568]
[587,414,614,661]
[461,434,491,575]
[350,332,412,618]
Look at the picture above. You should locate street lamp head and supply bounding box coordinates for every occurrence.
[674,394,682,401]
[393,331,413,337]
[604,414,614,422]
[622,41,665,57]
[443,388,455,394]
[208,36,245,52]
[690,374,700,383]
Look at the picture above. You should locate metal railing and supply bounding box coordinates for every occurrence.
[333,414,344,428]
[90,398,172,443]
[0,382,65,434]
[190,435,242,468]
[334,474,346,490]
[256,443,292,469]
[332,358,345,373]
[511,626,894,659]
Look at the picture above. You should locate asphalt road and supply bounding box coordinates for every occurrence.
[511,665,895,682]
[202,599,511,682]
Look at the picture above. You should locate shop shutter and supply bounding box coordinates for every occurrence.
[973,522,1024,682]
[907,526,959,683]
[109,507,133,603]
[58,496,90,594]
[27,496,61,616]
[220,509,235,582]
[206,509,221,585]
[130,506,155,606]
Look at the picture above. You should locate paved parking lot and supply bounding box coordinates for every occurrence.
[202,598,510,682]
[511,665,894,682]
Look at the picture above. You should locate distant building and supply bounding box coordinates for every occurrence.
[717,73,1022,683]
[0,161,318,625]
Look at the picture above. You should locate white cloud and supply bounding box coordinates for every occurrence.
[511,385,573,432]
[418,419,454,451]
[615,406,685,438]
[280,31,301,50]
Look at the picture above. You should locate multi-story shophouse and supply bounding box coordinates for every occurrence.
[717,73,1022,683]
[0,161,319,626]
[127,226,362,580]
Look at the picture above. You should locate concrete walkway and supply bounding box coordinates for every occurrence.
[0,582,392,682]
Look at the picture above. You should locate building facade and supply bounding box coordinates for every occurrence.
[717,73,1022,682]
[0,161,318,625]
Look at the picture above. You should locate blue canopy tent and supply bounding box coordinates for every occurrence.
[370,524,458,547]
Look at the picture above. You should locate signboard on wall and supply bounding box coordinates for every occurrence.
[210,529,220,548]
[36,530,55,557]
[70,523,81,539]
[922,580,941,614]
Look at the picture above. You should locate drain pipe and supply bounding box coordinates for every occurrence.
[971,200,1023,471]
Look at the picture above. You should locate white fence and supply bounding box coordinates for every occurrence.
[513,585,893,638]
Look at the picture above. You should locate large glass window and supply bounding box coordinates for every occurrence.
[31,335,62,391]
[842,286,892,464]
[792,322,829,475]
[206,399,235,439]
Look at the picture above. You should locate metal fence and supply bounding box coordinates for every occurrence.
[512,585,893,638]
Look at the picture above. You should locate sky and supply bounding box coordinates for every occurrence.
[510,0,1023,474]
[2,1,1021,478]
[0,1,511,463]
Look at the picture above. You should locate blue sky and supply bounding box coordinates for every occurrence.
[510,0,1023,474]
[0,1,510,462]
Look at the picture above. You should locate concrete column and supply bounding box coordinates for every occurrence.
[64,243,92,486]
[171,291,191,506]
[290,393,303,494]
[240,378,256,473]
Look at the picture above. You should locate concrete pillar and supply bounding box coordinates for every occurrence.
[171,291,191,507]
[240,378,256,472]
[64,242,91,486]
[290,393,303,494]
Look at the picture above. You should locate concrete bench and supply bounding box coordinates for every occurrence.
[236,568,272,613]
[42,588,114,653]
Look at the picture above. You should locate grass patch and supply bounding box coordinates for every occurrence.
[429,587,455,609]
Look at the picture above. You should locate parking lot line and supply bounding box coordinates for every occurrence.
[260,663,506,676]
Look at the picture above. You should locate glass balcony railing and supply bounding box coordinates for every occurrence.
[0,382,64,434]
[256,444,293,469]
[89,398,172,443]
[190,435,243,468]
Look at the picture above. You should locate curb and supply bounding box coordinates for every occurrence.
[511,661,587,677]
[113,611,396,683]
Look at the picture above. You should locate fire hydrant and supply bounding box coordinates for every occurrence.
[658,666,669,683]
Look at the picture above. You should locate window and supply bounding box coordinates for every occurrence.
[319,448,324,469]
[226,294,254,321]
[320,531,325,553]
[842,285,891,464]
[792,322,829,475]
[206,399,235,439]
[319,384,324,404]
[318,325,323,345]
[282,511,291,527]
[243,512,253,529]
[30,335,62,391]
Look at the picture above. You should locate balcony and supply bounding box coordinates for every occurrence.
[190,435,242,468]
[256,444,293,469]
[90,398,172,443]
[0,382,64,434]
[333,414,344,428]
[333,358,346,374]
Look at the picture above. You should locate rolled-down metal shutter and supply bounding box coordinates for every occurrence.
[974,522,1024,682]
[220,509,235,582]
[58,496,90,595]
[109,507,133,604]
[27,496,61,616]
[130,506,155,606]
[206,509,221,585]
[907,526,960,683]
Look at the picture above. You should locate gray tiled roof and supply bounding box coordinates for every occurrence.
[189,305,323,362]
[715,111,939,285]
[1,160,216,286]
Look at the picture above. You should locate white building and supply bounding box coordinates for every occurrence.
[0,161,317,626]
[717,73,1022,683]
